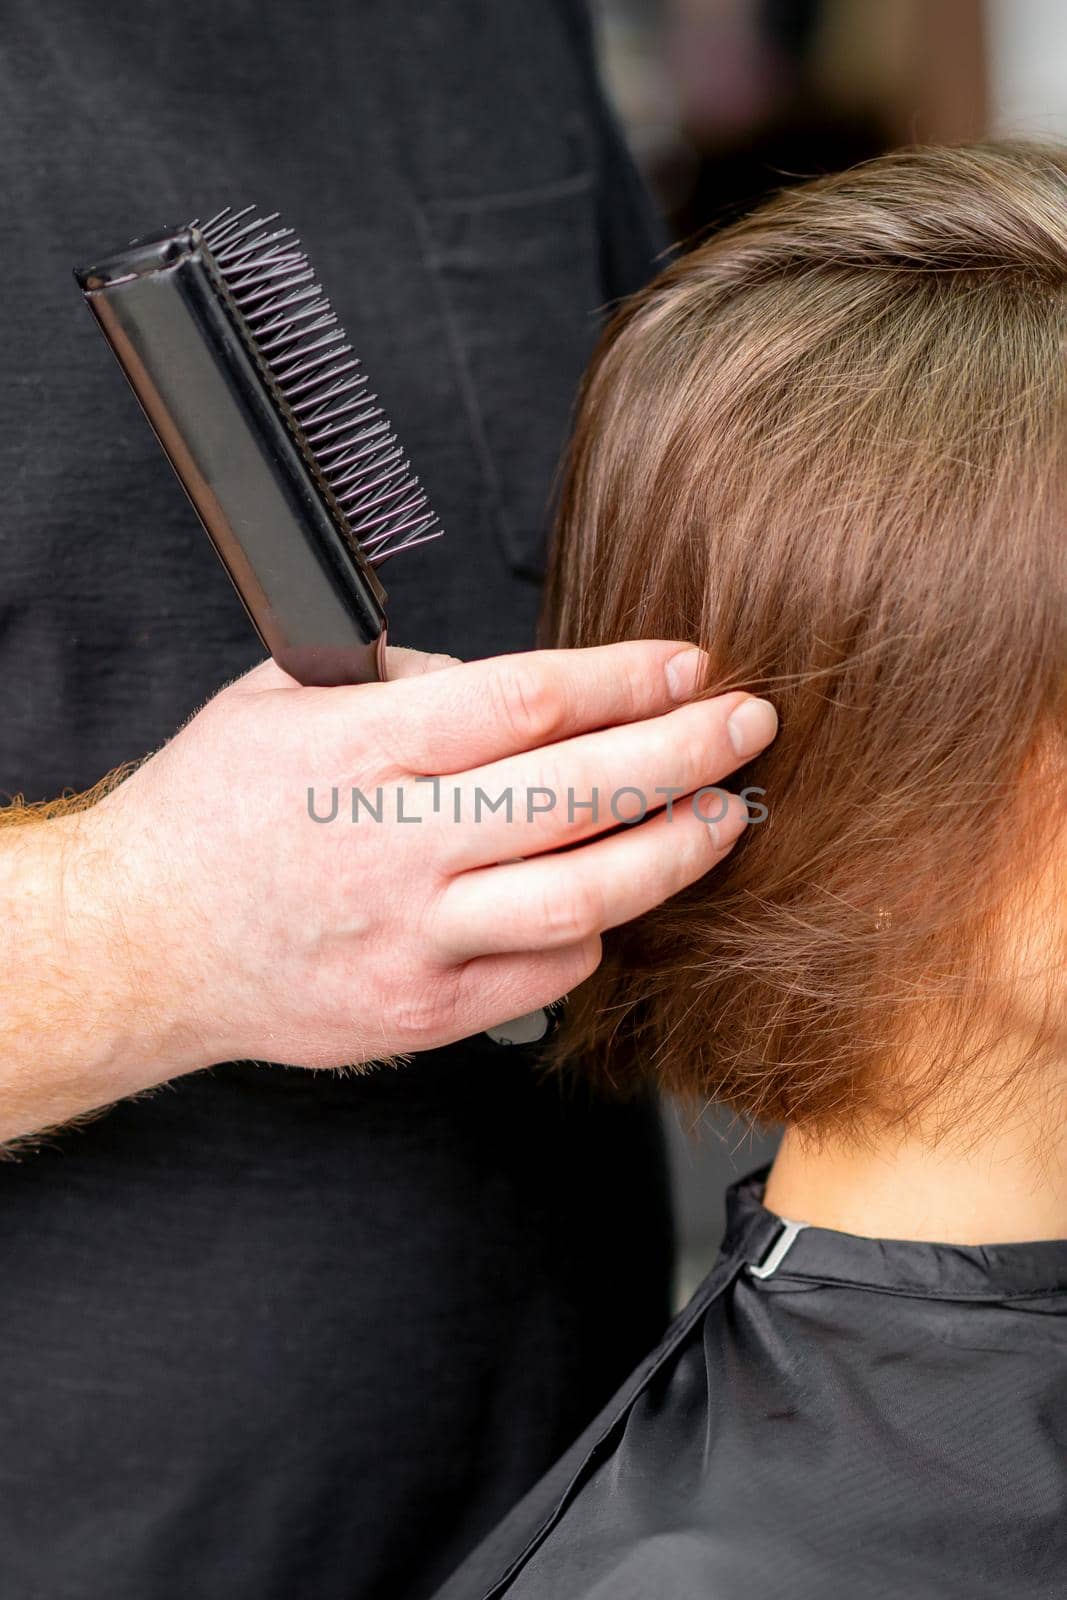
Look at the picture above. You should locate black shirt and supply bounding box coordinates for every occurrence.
[0,5,671,1597]
[435,1169,1067,1600]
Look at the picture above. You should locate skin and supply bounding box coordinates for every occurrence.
[765,857,1067,1244]
[765,1102,1067,1246]
[0,639,778,1143]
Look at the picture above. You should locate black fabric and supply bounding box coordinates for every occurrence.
[435,1169,1067,1600]
[0,5,672,1598]
[1,0,661,801]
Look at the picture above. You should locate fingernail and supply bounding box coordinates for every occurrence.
[726,696,778,759]
[665,647,707,701]
[709,798,749,851]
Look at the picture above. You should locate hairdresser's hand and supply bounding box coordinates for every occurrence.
[1,642,776,1135]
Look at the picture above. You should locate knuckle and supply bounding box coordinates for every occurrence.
[568,934,604,985]
[492,661,565,746]
[389,968,461,1046]
[680,717,721,784]
[517,756,562,820]
[617,651,650,721]
[649,717,705,791]
[541,876,603,945]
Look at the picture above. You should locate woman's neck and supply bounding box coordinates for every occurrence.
[764,1090,1067,1246]
[765,850,1067,1244]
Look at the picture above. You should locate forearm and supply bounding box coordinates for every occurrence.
[0,798,203,1144]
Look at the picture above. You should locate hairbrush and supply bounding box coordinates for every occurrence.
[75,206,441,685]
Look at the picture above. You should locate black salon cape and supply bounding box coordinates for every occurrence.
[0,5,671,1599]
[434,1170,1067,1600]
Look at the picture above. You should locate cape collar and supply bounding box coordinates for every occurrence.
[722,1168,1067,1304]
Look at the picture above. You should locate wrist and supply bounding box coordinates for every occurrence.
[54,802,217,1090]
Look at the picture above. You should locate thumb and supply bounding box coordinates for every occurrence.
[382,643,463,681]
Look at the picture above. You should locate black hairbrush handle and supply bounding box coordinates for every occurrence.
[77,228,389,686]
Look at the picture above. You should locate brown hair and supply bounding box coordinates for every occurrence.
[546,142,1067,1134]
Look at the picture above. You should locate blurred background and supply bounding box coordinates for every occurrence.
[587,0,1067,1299]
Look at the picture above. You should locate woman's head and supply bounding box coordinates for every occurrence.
[547,142,1067,1137]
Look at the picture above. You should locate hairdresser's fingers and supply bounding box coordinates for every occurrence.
[336,641,711,773]
[382,645,462,680]
[437,690,775,871]
[443,937,605,1040]
[227,648,460,703]
[433,796,749,960]
[227,657,302,693]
